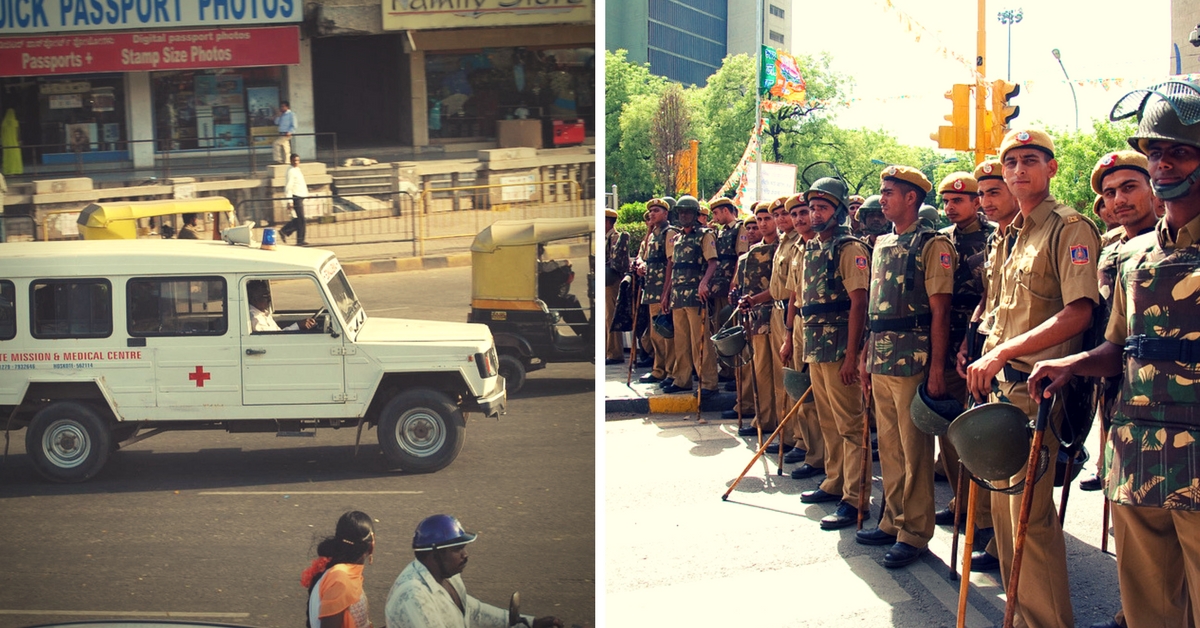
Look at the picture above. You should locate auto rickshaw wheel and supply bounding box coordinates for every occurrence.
[26,401,112,483]
[378,389,465,473]
[499,354,526,394]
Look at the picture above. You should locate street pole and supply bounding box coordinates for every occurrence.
[975,0,987,166]
[997,9,1023,81]
[754,0,763,210]
[1052,48,1080,132]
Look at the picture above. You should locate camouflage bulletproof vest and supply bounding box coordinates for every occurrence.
[1097,228,1152,329]
[670,227,712,308]
[801,228,866,363]
[743,240,777,334]
[1115,233,1200,425]
[942,218,994,359]
[1105,230,1200,510]
[641,226,675,305]
[867,226,944,377]
[710,220,743,295]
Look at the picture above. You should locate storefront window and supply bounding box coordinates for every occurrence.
[151,68,285,151]
[0,74,128,163]
[425,47,594,141]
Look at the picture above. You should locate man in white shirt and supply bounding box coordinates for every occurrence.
[280,153,309,246]
[247,280,315,333]
[385,515,562,628]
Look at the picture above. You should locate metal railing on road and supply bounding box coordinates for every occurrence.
[3,132,338,181]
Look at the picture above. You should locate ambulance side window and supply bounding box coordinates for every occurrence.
[128,277,227,337]
[0,281,14,341]
[30,279,112,339]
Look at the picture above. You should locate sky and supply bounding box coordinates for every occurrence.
[789,0,1174,147]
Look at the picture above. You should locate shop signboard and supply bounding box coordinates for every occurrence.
[383,0,592,31]
[0,26,300,77]
[0,1,301,35]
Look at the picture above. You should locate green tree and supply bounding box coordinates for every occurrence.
[1046,119,1139,223]
[694,54,758,198]
[760,52,850,164]
[651,84,692,195]
[606,49,669,200]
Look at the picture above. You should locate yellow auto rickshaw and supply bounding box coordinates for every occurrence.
[76,197,237,240]
[469,217,595,392]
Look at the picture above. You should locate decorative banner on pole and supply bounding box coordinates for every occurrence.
[710,120,763,214]
[760,45,807,105]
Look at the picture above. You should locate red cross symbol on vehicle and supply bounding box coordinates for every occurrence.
[189,366,211,387]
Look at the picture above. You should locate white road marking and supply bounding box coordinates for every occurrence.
[197,490,423,495]
[0,610,250,618]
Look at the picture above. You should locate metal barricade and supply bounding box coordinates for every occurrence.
[417,179,589,255]
[235,191,418,254]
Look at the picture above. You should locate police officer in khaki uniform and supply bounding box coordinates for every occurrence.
[955,159,1016,573]
[739,204,782,434]
[708,197,749,389]
[1078,151,1158,496]
[729,213,762,423]
[781,178,870,528]
[763,195,808,457]
[932,172,995,529]
[856,165,956,569]
[662,196,719,396]
[1031,87,1200,628]
[605,208,630,364]
[636,199,677,385]
[778,194,823,471]
[854,195,891,246]
[966,129,1100,628]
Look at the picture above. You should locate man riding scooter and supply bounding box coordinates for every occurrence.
[385,515,563,628]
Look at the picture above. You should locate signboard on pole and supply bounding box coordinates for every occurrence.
[740,162,797,212]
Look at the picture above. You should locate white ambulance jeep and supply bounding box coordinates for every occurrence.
[0,240,505,482]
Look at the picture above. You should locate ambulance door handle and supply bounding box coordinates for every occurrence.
[245,349,267,356]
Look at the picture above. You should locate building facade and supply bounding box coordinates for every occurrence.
[1171,0,1200,76]
[605,0,791,86]
[0,1,595,172]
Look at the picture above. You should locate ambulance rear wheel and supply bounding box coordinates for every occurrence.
[378,389,465,473]
[27,401,111,483]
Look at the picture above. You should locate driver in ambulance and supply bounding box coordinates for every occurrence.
[247,280,316,332]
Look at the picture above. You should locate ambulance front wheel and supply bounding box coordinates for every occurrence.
[27,401,112,483]
[378,389,465,473]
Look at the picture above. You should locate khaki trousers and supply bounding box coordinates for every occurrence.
[605,283,623,361]
[670,306,717,391]
[990,381,1074,628]
[811,360,864,504]
[735,347,756,415]
[767,308,792,444]
[273,134,291,163]
[873,373,935,548]
[1112,504,1200,628]
[939,367,993,530]
[791,322,823,463]
[750,332,780,431]
[646,303,673,379]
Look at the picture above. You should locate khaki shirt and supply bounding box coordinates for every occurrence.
[983,195,1101,373]
[769,230,801,300]
[1106,213,1200,346]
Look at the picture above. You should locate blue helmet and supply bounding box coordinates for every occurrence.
[413,514,478,551]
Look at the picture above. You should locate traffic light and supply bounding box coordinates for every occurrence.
[931,84,972,151]
[991,79,1021,146]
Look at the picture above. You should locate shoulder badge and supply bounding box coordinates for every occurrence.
[855,255,868,270]
[940,252,952,269]
[1070,244,1090,265]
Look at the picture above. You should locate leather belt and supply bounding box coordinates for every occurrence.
[774,300,789,310]
[801,301,851,316]
[1001,364,1030,383]
[1125,335,1200,363]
